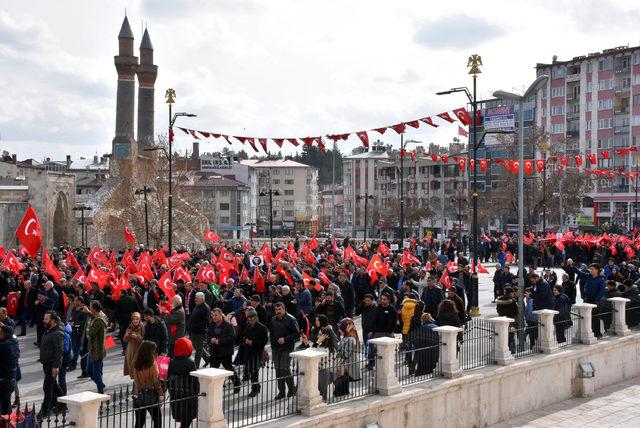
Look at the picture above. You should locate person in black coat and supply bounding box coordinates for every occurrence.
[560,273,577,305]
[115,289,139,353]
[240,308,269,397]
[552,286,571,344]
[207,308,240,391]
[0,324,18,416]
[168,337,199,428]
[336,272,356,318]
[269,303,300,399]
[421,276,444,318]
[142,308,168,355]
[529,272,554,310]
[189,293,210,368]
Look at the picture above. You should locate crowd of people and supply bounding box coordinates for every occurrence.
[1,232,640,425]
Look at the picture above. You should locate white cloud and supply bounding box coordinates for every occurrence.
[1,0,640,160]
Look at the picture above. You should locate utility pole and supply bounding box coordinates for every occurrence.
[399,133,405,241]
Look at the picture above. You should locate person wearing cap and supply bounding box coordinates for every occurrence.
[240,308,269,398]
[168,337,199,427]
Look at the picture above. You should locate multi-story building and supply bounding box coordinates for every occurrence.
[536,46,640,229]
[319,185,344,235]
[343,141,467,240]
[241,159,319,237]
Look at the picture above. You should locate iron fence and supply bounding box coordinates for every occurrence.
[395,333,442,385]
[555,312,581,348]
[223,359,299,428]
[459,318,496,370]
[625,301,640,329]
[98,379,204,428]
[593,308,615,338]
[511,323,542,359]
[321,349,377,405]
[0,400,73,428]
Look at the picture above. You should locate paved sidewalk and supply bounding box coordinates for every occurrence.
[491,377,640,427]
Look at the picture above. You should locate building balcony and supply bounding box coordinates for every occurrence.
[614,106,630,114]
[566,93,578,101]
[615,86,631,94]
[614,125,630,134]
[615,65,630,74]
[613,185,630,193]
[567,130,579,137]
[566,112,580,121]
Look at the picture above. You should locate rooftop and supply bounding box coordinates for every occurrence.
[240,159,311,168]
[344,150,391,160]
[184,172,249,188]
[536,44,639,68]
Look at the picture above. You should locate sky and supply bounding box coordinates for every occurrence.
[1,0,640,161]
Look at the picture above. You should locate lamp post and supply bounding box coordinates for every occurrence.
[260,188,280,249]
[147,89,196,254]
[135,186,156,246]
[436,54,481,316]
[72,205,92,247]
[493,74,549,331]
[357,193,375,241]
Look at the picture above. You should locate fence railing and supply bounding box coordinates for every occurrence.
[395,335,442,385]
[1,401,73,428]
[459,318,496,370]
[593,308,615,338]
[626,302,640,329]
[97,379,204,428]
[555,312,581,348]
[321,349,377,405]
[512,323,542,359]
[223,359,299,428]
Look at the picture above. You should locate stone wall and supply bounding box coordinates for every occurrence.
[267,334,640,428]
[0,202,28,247]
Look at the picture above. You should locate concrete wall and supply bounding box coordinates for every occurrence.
[0,202,28,248]
[268,333,640,428]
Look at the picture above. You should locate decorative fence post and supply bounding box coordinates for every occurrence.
[608,297,631,336]
[290,348,328,416]
[488,316,515,365]
[433,326,463,378]
[573,303,598,344]
[533,309,559,354]
[191,368,234,428]
[369,336,403,396]
[57,391,110,428]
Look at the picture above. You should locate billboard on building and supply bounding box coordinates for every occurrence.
[483,105,515,146]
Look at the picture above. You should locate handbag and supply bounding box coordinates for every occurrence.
[157,355,170,380]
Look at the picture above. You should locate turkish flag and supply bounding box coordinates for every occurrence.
[276,265,294,286]
[2,252,24,274]
[440,270,452,288]
[258,244,272,264]
[504,160,512,173]
[66,252,80,269]
[441,156,449,163]
[452,108,472,125]
[401,250,421,267]
[302,271,313,289]
[15,205,42,258]
[124,225,136,244]
[609,244,617,256]
[511,160,520,174]
[173,266,192,283]
[524,160,534,174]
[554,241,565,251]
[457,158,466,173]
[196,264,217,284]
[240,267,250,283]
[480,159,488,173]
[309,237,319,250]
[367,254,389,277]
[356,131,369,148]
[157,272,176,300]
[601,150,610,159]
[18,245,30,258]
[6,292,19,317]
[437,112,456,123]
[536,159,545,172]
[560,156,569,165]
[390,123,406,134]
[505,251,515,264]
[0,247,4,260]
[88,246,105,266]
[258,138,268,152]
[43,249,62,283]
[475,261,490,274]
[575,156,583,166]
[254,267,265,294]
[72,268,86,285]
[287,138,299,147]
[377,242,390,256]
[588,153,597,165]
[318,270,331,285]
[105,336,116,351]
[87,266,108,289]
[420,117,439,128]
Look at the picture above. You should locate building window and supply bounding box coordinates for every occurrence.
[220,216,230,224]
[586,62,593,73]
[551,105,565,115]
[586,82,593,92]
[598,201,611,211]
[551,123,565,134]
[551,87,565,98]
[634,52,640,65]
[598,57,613,71]
[598,99,612,110]
[272,179,280,185]
[586,101,592,111]
[285,179,294,185]
[598,118,612,129]
[552,66,566,79]
[219,203,230,210]
[598,138,612,148]
[633,116,640,126]
[284,200,294,206]
[284,168,294,175]
[284,189,294,195]
[586,120,592,131]
[598,79,613,90]
[284,210,294,216]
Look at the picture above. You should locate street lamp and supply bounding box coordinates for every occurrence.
[146,89,196,254]
[135,186,156,246]
[436,53,481,316]
[72,205,92,247]
[493,74,549,331]
[259,189,280,249]
[356,193,375,242]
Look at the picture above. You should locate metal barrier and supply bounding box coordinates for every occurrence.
[555,312,581,348]
[511,323,542,359]
[98,379,204,428]
[395,336,442,385]
[223,359,299,428]
[459,318,496,370]
[1,401,73,427]
[626,301,640,329]
[321,350,377,405]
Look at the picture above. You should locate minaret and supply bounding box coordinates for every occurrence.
[111,15,138,172]
[136,28,158,151]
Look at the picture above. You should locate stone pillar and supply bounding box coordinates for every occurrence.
[191,368,234,428]
[608,297,631,336]
[57,391,110,428]
[369,336,403,396]
[533,309,559,353]
[434,326,463,378]
[290,348,328,416]
[488,316,515,365]
[573,303,598,344]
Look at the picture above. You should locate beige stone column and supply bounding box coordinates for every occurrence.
[488,316,515,365]
[573,303,598,344]
[533,309,559,353]
[369,336,403,395]
[608,297,631,336]
[434,326,463,378]
[290,348,328,416]
[191,368,234,428]
[57,391,110,428]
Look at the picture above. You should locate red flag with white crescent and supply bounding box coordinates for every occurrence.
[204,230,220,242]
[2,252,24,274]
[124,225,137,244]
[15,205,42,258]
[43,249,62,283]
[157,272,176,300]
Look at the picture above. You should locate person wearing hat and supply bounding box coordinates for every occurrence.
[168,337,199,427]
[240,308,269,397]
